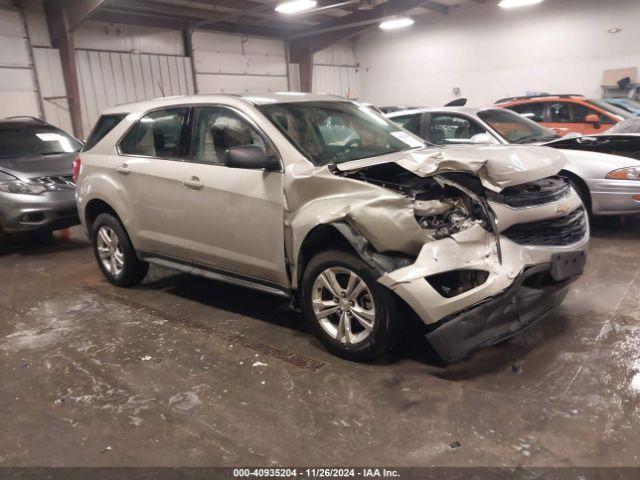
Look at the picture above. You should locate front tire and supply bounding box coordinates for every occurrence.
[91,213,148,287]
[301,250,404,362]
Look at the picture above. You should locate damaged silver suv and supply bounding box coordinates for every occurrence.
[76,94,588,363]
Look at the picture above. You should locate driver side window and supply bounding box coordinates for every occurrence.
[428,114,484,145]
[190,107,272,165]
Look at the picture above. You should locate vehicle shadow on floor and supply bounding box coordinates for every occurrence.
[0,230,88,257]
[138,268,558,373]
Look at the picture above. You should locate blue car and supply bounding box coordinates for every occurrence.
[604,98,640,116]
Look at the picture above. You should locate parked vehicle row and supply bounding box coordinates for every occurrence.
[5,89,638,364]
[386,106,640,217]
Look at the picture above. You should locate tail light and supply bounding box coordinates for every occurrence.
[72,156,82,183]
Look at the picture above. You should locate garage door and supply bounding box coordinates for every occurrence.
[192,31,288,94]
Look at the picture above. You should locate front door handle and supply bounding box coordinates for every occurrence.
[116,163,130,175]
[182,176,204,190]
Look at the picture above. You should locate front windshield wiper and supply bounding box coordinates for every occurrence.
[511,134,547,144]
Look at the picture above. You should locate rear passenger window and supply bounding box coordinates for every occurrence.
[84,114,126,151]
[119,108,187,158]
[508,103,544,122]
[392,114,421,136]
[428,114,484,145]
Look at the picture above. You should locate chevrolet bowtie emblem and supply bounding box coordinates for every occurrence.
[556,202,572,214]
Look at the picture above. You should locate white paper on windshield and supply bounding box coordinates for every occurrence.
[390,131,424,148]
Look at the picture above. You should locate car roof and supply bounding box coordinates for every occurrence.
[495,96,590,105]
[102,92,351,115]
[387,106,503,117]
[0,116,51,129]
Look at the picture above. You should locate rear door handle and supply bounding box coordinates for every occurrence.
[116,163,130,175]
[182,176,204,190]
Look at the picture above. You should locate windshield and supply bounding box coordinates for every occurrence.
[586,99,634,119]
[258,101,425,165]
[607,98,640,113]
[478,108,559,144]
[0,126,81,159]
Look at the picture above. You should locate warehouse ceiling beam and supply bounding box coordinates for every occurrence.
[43,0,105,139]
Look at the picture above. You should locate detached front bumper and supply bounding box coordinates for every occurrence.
[588,178,640,216]
[0,190,79,233]
[425,264,575,364]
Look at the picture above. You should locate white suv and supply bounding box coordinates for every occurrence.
[75,93,588,363]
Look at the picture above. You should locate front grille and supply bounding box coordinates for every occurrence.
[490,176,570,208]
[31,175,76,190]
[503,207,587,246]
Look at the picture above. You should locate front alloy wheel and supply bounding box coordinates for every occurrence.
[312,267,375,346]
[302,250,403,362]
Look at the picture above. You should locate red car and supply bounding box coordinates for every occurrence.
[494,94,633,136]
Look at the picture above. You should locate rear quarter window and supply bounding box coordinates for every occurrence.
[83,114,127,151]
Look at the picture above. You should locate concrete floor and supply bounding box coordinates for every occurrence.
[1,220,639,468]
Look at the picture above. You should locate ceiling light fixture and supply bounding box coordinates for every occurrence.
[275,0,317,14]
[379,16,415,30]
[498,0,544,9]
[608,27,622,34]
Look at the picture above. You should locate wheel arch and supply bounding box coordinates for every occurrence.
[294,222,414,289]
[559,169,592,214]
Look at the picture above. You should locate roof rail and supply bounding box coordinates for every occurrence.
[495,93,585,103]
[4,115,47,123]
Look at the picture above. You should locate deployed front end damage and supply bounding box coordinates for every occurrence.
[288,145,589,363]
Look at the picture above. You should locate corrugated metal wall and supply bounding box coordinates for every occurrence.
[313,42,359,98]
[0,1,42,119]
[192,31,288,94]
[75,49,194,135]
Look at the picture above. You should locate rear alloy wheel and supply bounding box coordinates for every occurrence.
[302,250,403,362]
[91,213,148,287]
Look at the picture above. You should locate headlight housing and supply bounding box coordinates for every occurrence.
[606,167,640,180]
[0,180,47,195]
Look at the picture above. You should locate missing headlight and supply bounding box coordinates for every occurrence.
[413,182,488,240]
[426,270,489,298]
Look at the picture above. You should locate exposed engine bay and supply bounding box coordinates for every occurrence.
[339,162,494,242]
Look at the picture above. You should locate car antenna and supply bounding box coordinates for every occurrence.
[158,82,165,97]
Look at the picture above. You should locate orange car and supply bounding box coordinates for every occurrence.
[494,94,633,136]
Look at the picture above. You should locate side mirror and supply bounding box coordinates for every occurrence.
[223,145,280,171]
[585,113,602,129]
[470,133,498,145]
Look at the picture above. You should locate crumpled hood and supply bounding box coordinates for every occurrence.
[0,152,76,180]
[335,145,567,192]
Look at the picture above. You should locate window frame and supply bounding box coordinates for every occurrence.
[423,112,486,145]
[184,104,282,171]
[507,102,546,123]
[116,105,192,161]
[116,103,283,171]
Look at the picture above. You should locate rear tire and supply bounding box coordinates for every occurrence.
[301,250,404,362]
[91,213,148,287]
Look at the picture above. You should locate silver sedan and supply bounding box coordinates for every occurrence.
[386,106,640,216]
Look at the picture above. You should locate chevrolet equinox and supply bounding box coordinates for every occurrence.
[75,94,588,363]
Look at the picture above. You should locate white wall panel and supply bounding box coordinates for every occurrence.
[357,0,640,106]
[0,3,40,120]
[192,31,288,94]
[32,47,73,133]
[75,21,184,55]
[196,73,287,94]
[75,49,194,135]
